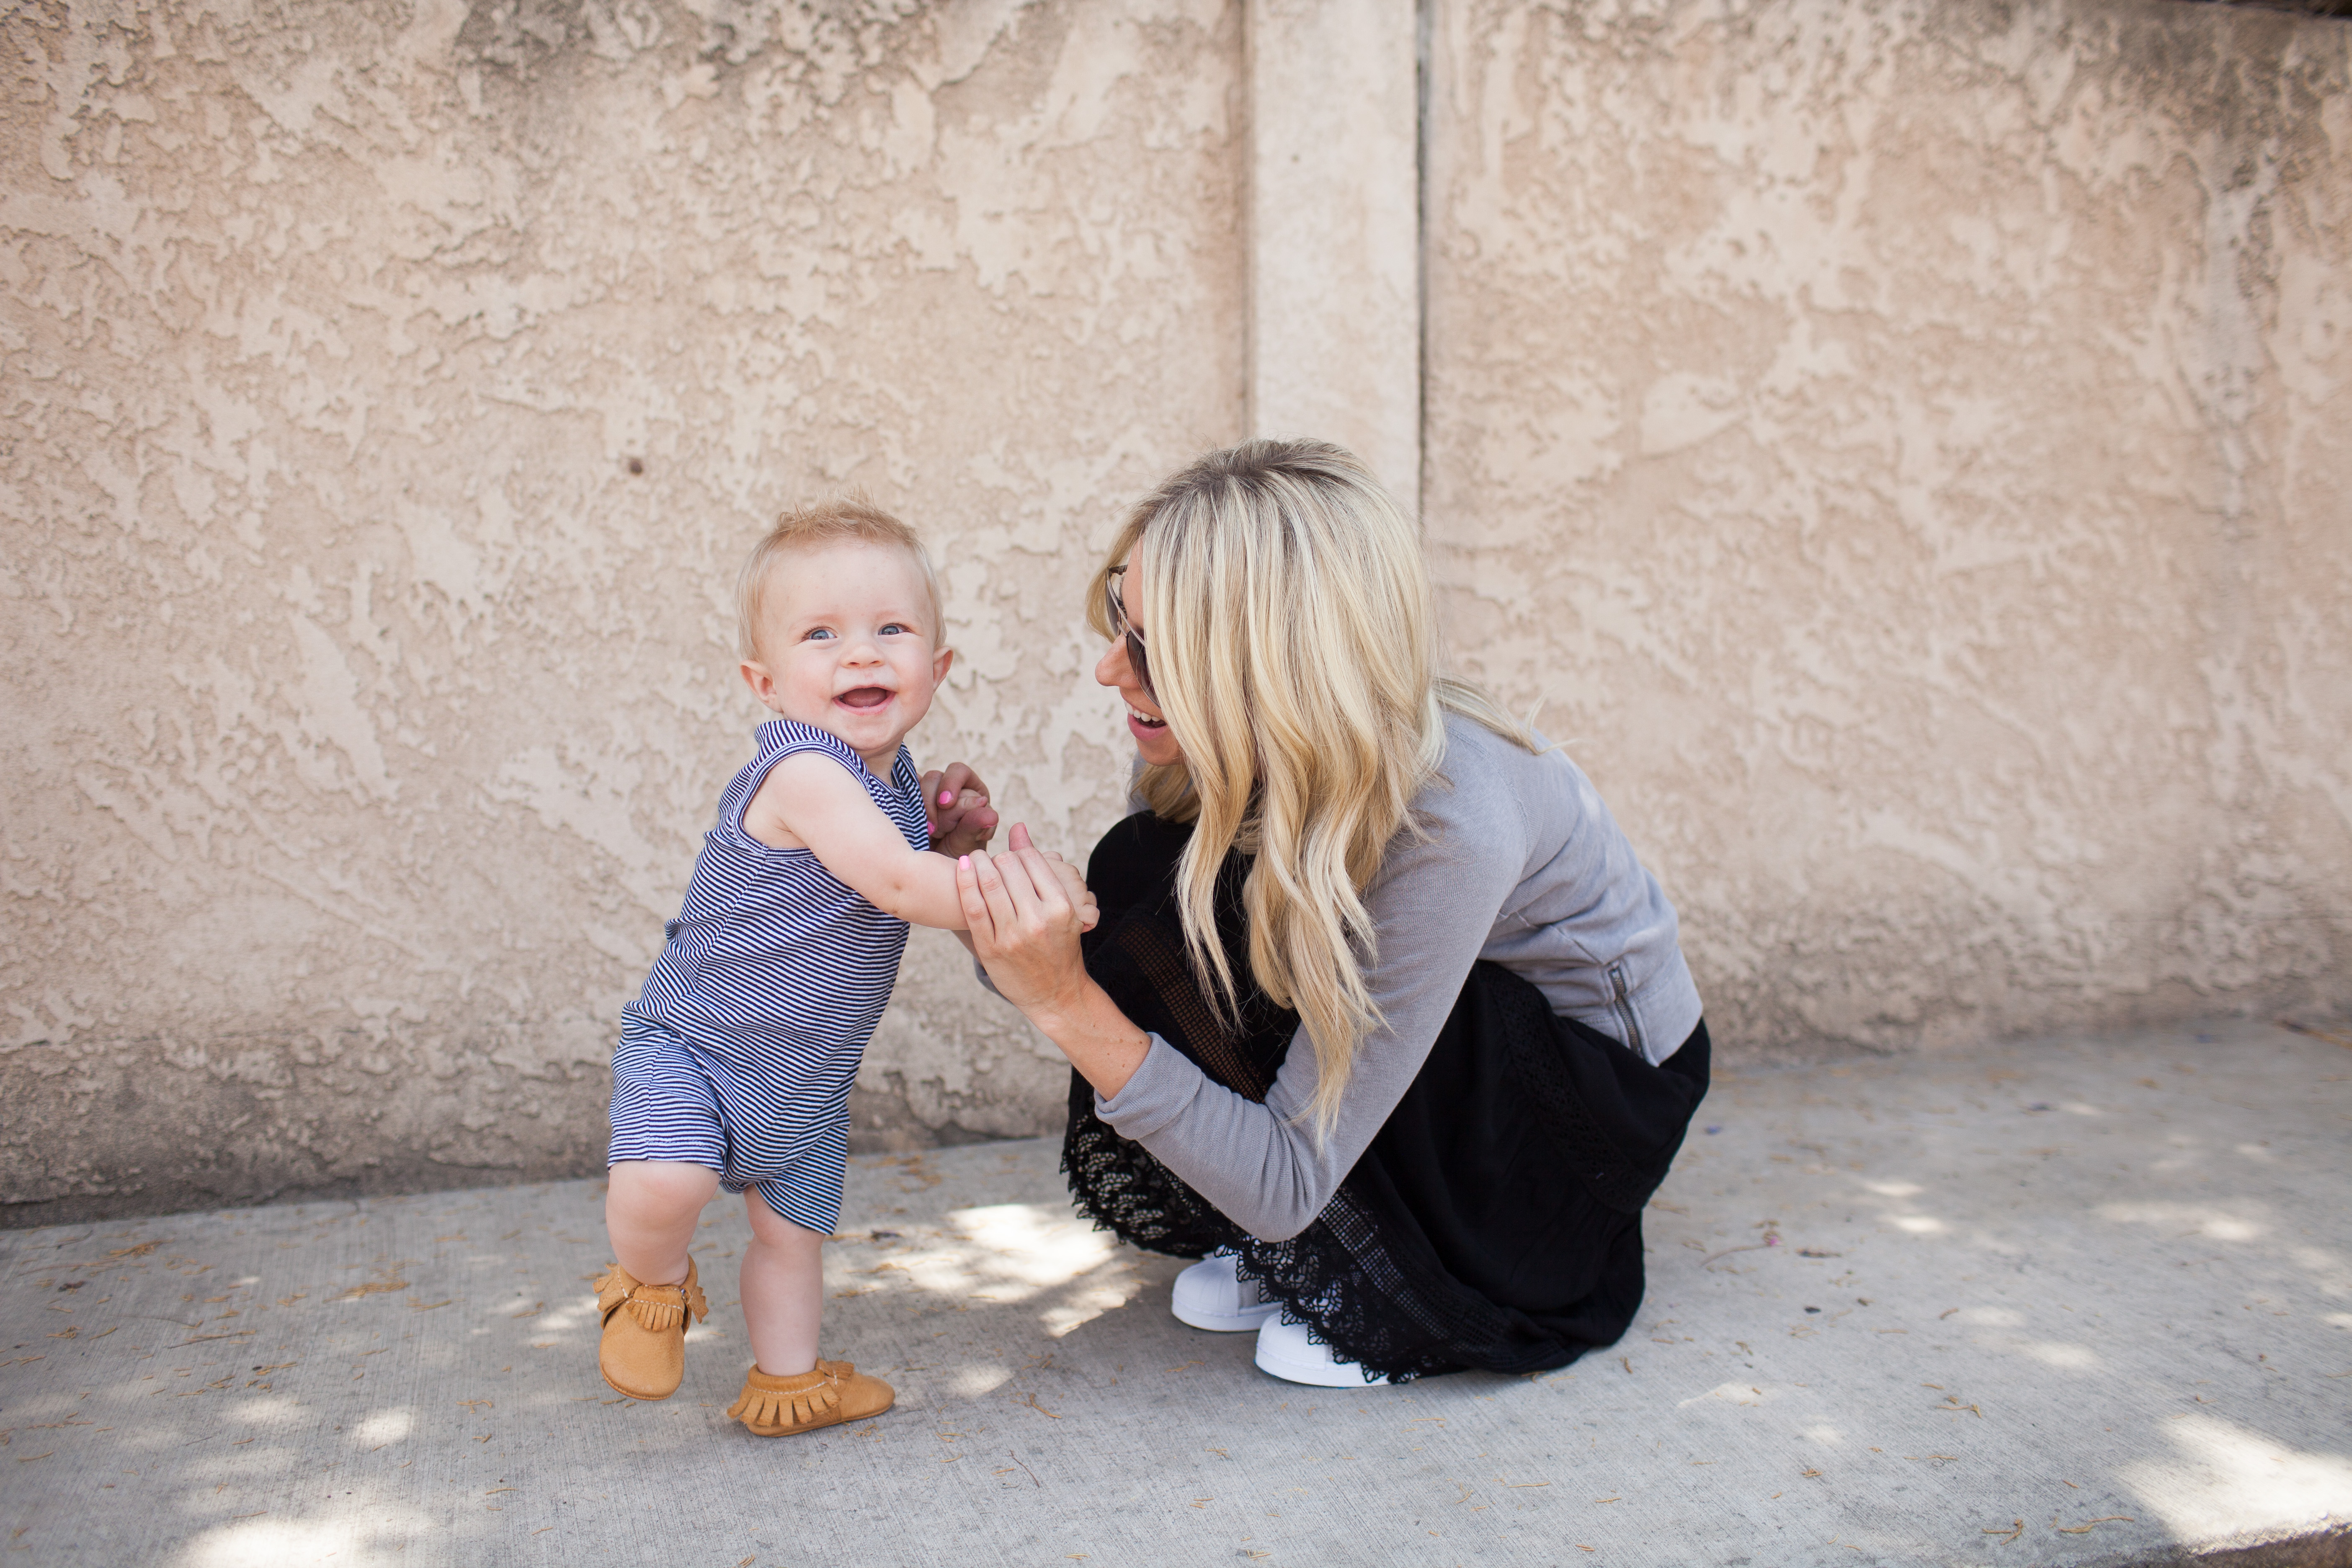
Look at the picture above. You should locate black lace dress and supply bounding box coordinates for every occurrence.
[1062,811,1711,1383]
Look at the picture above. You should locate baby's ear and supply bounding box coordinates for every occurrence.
[931,643,954,685]
[740,659,778,709]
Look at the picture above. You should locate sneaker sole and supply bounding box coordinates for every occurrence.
[1171,1298,1282,1333]
[1253,1340,1391,1388]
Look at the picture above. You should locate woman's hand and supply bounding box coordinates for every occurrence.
[921,762,1000,856]
[956,824,1095,1016]
[957,823,1149,1099]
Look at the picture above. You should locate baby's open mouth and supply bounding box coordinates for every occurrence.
[837,687,894,711]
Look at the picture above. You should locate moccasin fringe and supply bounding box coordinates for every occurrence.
[593,1262,710,1331]
[624,1292,685,1333]
[727,1367,843,1433]
[593,1263,630,1315]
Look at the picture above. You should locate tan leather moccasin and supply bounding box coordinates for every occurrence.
[593,1259,709,1401]
[726,1358,895,1437]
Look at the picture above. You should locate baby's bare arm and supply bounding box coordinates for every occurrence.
[748,754,1096,933]
[748,752,970,928]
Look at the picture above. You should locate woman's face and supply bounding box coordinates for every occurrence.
[1096,553,1184,766]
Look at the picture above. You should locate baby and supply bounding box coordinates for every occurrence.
[596,498,1090,1437]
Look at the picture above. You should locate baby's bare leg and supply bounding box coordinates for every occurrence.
[741,1185,826,1377]
[605,1161,719,1284]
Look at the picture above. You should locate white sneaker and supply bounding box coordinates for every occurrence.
[1252,1313,1392,1387]
[1170,1250,1282,1332]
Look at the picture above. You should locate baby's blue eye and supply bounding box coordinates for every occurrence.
[880,622,910,637]
[804,628,835,641]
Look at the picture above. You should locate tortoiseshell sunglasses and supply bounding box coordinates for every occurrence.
[1105,565,1152,696]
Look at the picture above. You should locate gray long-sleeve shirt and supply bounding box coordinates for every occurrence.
[996,713,1703,1243]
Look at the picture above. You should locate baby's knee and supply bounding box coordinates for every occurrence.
[743,1187,830,1253]
[607,1159,720,1220]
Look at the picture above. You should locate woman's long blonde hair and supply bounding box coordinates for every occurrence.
[1089,439,1539,1129]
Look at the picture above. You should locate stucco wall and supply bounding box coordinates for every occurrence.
[7,0,2347,1225]
[1423,0,2352,1055]
[1,0,1241,1222]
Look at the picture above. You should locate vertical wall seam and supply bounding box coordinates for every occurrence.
[1415,0,1434,524]
[1242,0,1420,493]
[1240,0,1260,438]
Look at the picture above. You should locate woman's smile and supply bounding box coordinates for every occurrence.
[1119,690,1174,756]
[1098,556,1182,764]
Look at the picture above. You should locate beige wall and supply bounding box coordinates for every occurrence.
[1,0,1241,1222]
[1244,0,1421,494]
[5,0,2346,1223]
[1424,0,2352,1055]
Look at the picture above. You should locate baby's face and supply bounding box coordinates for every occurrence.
[740,540,951,771]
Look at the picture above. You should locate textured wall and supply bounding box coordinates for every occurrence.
[1423,0,2352,1055]
[1243,0,1420,495]
[9,0,2348,1227]
[1,0,1242,1223]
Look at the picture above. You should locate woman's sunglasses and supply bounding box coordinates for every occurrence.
[1105,565,1152,695]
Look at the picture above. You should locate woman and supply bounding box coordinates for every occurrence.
[955,440,1709,1386]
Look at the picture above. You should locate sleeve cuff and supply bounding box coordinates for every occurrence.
[1093,1033,1199,1140]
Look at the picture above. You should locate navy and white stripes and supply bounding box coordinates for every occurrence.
[609,718,930,1235]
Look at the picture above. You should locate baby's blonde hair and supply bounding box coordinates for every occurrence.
[1090,439,1540,1131]
[736,496,944,660]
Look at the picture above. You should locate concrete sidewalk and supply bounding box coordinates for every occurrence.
[3,1018,2347,1567]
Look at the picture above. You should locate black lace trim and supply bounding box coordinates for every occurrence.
[1228,1193,1500,1382]
[1060,1071,1242,1262]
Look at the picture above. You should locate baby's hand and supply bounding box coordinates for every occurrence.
[921,762,1000,856]
[1049,853,1101,932]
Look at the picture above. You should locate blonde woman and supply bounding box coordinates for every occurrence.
[954,440,1710,1386]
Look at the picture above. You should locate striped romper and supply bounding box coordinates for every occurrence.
[608,718,930,1236]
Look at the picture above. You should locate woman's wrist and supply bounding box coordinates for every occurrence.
[1024,977,1151,1098]
[1026,975,1112,1042]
